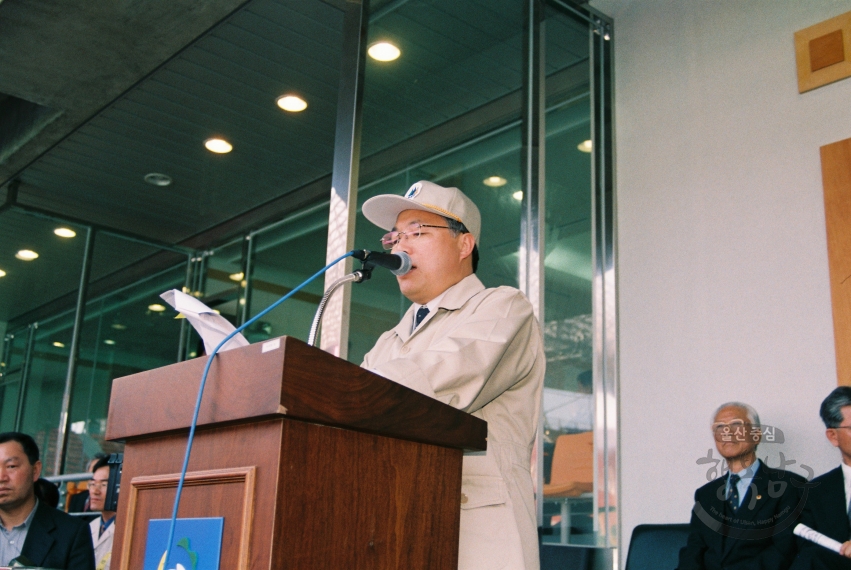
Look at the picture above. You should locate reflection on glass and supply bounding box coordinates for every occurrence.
[540,4,598,547]
[246,205,330,344]
[351,0,525,365]
[62,262,187,473]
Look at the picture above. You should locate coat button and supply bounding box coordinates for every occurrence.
[401,345,410,354]
[460,493,468,504]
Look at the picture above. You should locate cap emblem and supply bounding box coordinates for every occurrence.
[405,182,422,199]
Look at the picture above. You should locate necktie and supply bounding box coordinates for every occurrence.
[415,306,429,328]
[727,473,741,512]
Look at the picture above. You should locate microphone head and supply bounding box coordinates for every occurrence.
[391,252,412,276]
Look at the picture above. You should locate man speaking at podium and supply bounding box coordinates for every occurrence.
[361,181,545,570]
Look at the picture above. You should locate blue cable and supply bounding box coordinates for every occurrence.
[162,250,354,568]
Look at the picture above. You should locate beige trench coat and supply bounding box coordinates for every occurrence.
[362,274,545,570]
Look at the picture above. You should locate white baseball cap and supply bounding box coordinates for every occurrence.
[362,180,481,244]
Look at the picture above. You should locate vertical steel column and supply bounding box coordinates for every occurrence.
[54,226,95,475]
[176,254,195,362]
[238,234,255,326]
[520,0,546,316]
[521,0,547,529]
[590,14,617,549]
[320,0,369,359]
[13,324,37,431]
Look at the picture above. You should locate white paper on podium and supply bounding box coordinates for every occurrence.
[794,523,843,554]
[160,289,249,355]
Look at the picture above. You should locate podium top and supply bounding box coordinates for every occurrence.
[106,336,487,451]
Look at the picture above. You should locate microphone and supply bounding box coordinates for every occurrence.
[351,250,412,276]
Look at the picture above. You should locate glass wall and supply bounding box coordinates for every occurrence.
[350,0,526,362]
[0,0,615,556]
[0,231,189,473]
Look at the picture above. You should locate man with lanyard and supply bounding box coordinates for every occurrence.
[88,456,116,570]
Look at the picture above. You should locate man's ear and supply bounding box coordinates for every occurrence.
[32,460,42,481]
[458,233,475,260]
[827,428,840,449]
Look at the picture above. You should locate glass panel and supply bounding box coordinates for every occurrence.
[350,0,525,364]
[246,204,330,344]
[200,239,245,351]
[540,3,600,547]
[0,370,22,432]
[18,314,76,471]
[62,257,188,473]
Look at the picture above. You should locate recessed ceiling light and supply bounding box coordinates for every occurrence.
[144,173,173,187]
[0,269,5,278]
[148,303,166,312]
[276,95,308,112]
[483,176,507,187]
[368,41,401,62]
[229,272,244,282]
[205,138,233,154]
[16,250,38,261]
[54,227,76,238]
[104,339,116,346]
[111,323,127,330]
[53,341,65,348]
[512,191,523,201]
[577,140,592,153]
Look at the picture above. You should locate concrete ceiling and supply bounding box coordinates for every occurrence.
[0,0,255,182]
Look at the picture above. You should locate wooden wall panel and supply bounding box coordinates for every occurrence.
[821,137,851,386]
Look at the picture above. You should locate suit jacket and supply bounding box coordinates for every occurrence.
[89,517,115,570]
[790,466,851,570]
[67,489,90,513]
[678,463,806,570]
[362,274,545,570]
[20,501,95,570]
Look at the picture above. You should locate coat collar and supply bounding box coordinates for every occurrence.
[90,515,115,547]
[390,274,485,343]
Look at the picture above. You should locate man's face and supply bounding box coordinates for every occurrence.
[0,441,40,512]
[88,465,110,512]
[390,209,475,305]
[712,405,760,462]
[826,405,851,466]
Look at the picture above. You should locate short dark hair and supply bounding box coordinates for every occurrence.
[820,387,851,428]
[444,217,479,273]
[34,478,59,508]
[0,432,40,465]
[92,456,110,473]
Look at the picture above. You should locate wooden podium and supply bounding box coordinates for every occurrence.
[105,336,486,569]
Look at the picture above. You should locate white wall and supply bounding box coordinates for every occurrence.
[589,0,851,564]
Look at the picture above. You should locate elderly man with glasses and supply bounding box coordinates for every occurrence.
[678,402,805,570]
[361,181,545,570]
[790,387,851,570]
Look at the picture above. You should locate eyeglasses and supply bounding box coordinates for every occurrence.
[380,223,453,250]
[89,480,109,491]
[712,420,758,441]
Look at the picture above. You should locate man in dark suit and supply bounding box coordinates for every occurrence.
[790,387,851,570]
[0,432,95,569]
[678,402,805,570]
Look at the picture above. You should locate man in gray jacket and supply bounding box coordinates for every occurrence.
[361,181,545,570]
